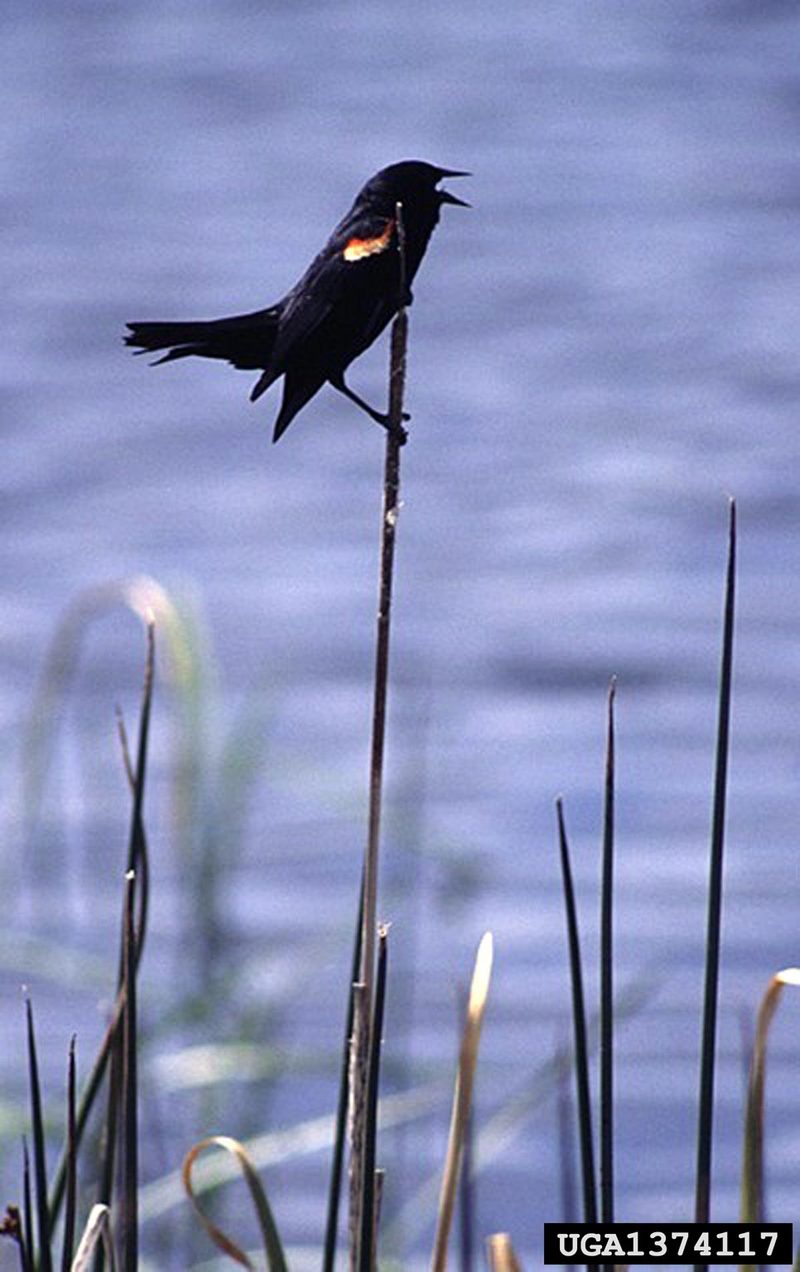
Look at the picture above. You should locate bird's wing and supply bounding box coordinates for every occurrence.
[267,212,398,375]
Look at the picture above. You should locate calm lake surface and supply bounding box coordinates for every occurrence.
[2,1,800,1264]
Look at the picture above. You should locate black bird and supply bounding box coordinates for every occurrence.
[125,160,469,444]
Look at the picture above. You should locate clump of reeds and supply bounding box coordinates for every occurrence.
[552,501,798,1267]
[4,619,154,1270]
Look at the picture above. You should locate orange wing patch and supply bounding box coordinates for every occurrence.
[343,219,395,262]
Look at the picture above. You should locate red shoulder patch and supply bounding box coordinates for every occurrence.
[343,219,395,262]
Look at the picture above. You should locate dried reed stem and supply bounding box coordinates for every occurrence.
[348,203,408,1270]
[431,932,494,1272]
[740,967,800,1240]
[485,1233,523,1272]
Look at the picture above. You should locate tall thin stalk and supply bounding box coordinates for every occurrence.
[358,926,389,1272]
[119,871,138,1272]
[555,799,597,1224]
[22,1141,33,1272]
[694,499,736,1247]
[322,870,364,1272]
[92,1017,122,1272]
[458,1059,476,1272]
[61,1037,77,1272]
[361,202,408,1019]
[348,203,408,1267]
[599,678,616,1226]
[49,622,154,1225]
[431,932,494,1272]
[25,998,52,1272]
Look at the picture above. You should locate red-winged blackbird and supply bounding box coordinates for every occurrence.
[125,160,469,444]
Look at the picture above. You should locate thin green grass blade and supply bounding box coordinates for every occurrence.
[322,869,364,1272]
[358,926,389,1272]
[19,1212,31,1272]
[116,624,153,994]
[48,956,133,1230]
[21,576,186,842]
[140,1084,442,1225]
[26,998,52,1272]
[49,627,153,1226]
[694,499,736,1243]
[50,979,125,1227]
[600,677,616,1227]
[61,1036,77,1272]
[555,799,597,1224]
[116,703,151,971]
[22,1139,34,1272]
[120,871,138,1272]
[126,621,154,881]
[182,1137,288,1272]
[91,1018,122,1272]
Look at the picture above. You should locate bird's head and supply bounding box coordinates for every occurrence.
[361,160,471,214]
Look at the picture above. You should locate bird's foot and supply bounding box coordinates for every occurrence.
[391,422,409,446]
[375,410,410,444]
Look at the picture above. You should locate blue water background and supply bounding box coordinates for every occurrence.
[2,1,800,1265]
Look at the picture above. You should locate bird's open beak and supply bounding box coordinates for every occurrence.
[437,169,471,207]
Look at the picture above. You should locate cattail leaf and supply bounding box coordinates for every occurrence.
[182,1136,287,1272]
[431,932,494,1272]
[486,1232,524,1272]
[740,968,800,1246]
[694,499,736,1238]
[70,1205,116,1272]
[25,999,52,1272]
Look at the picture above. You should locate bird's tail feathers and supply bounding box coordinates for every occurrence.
[125,306,282,374]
